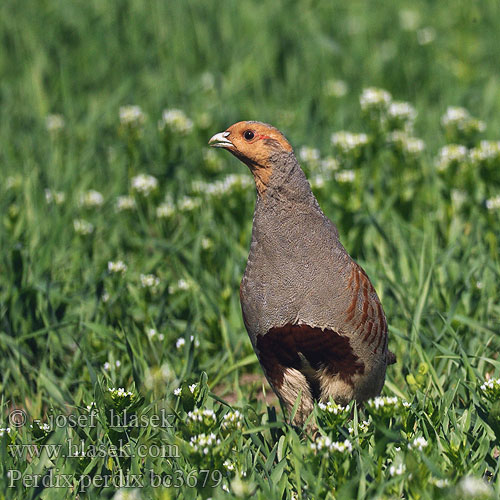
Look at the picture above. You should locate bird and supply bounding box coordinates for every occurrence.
[209,121,396,426]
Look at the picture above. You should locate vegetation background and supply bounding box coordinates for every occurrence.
[1,0,500,498]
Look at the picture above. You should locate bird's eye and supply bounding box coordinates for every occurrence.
[243,130,255,141]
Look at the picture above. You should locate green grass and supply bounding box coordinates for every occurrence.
[1,0,500,498]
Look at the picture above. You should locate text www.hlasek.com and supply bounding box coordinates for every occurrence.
[9,439,180,460]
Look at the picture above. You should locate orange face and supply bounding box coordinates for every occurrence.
[209,121,293,194]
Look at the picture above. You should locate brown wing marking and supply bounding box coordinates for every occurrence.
[346,263,388,355]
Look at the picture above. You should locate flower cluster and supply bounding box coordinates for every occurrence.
[146,328,164,341]
[187,408,217,430]
[408,436,429,451]
[169,279,192,294]
[387,101,417,131]
[115,195,136,212]
[119,105,146,128]
[108,387,134,398]
[310,436,352,456]
[347,419,370,435]
[456,476,493,499]
[45,189,66,205]
[386,131,425,156]
[360,87,392,112]
[131,174,158,197]
[73,219,94,235]
[78,190,104,208]
[140,273,160,292]
[158,109,193,135]
[331,131,369,155]
[108,260,127,274]
[324,79,348,98]
[366,396,410,418]
[435,144,468,171]
[299,146,321,165]
[334,169,356,183]
[388,462,406,477]
[191,174,253,197]
[46,114,65,132]
[486,195,500,211]
[441,106,486,143]
[189,432,221,455]
[480,378,500,399]
[469,140,500,166]
[221,410,244,432]
[0,427,12,437]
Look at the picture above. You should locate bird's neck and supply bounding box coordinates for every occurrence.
[255,152,319,208]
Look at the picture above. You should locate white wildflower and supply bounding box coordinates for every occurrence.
[115,195,136,211]
[176,338,186,349]
[388,101,417,124]
[79,190,104,208]
[189,433,221,453]
[187,408,217,425]
[173,387,182,396]
[119,105,145,127]
[103,362,111,371]
[469,141,500,163]
[451,189,467,207]
[178,196,201,211]
[159,109,193,135]
[486,195,500,210]
[320,156,339,171]
[310,175,326,188]
[389,463,406,476]
[140,273,160,292]
[201,72,215,92]
[324,79,348,97]
[46,114,65,132]
[331,131,369,153]
[112,488,142,500]
[6,176,22,190]
[131,174,158,197]
[299,146,321,164]
[45,189,66,205]
[115,360,121,368]
[108,260,127,274]
[335,170,355,183]
[348,420,370,434]
[189,335,200,347]
[191,174,253,196]
[108,387,133,398]
[436,144,468,171]
[457,476,493,499]
[223,459,235,471]
[310,436,352,455]
[408,436,428,451]
[429,477,450,488]
[201,237,212,250]
[0,427,12,437]
[417,27,436,45]
[73,219,94,235]
[399,9,420,31]
[360,87,392,111]
[189,383,197,394]
[441,107,470,127]
[101,292,110,303]
[156,200,175,218]
[221,410,244,431]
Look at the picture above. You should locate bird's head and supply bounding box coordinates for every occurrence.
[209,121,294,195]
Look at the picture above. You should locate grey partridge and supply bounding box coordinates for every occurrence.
[209,121,395,426]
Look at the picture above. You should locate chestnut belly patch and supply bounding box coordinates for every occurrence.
[256,323,365,391]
